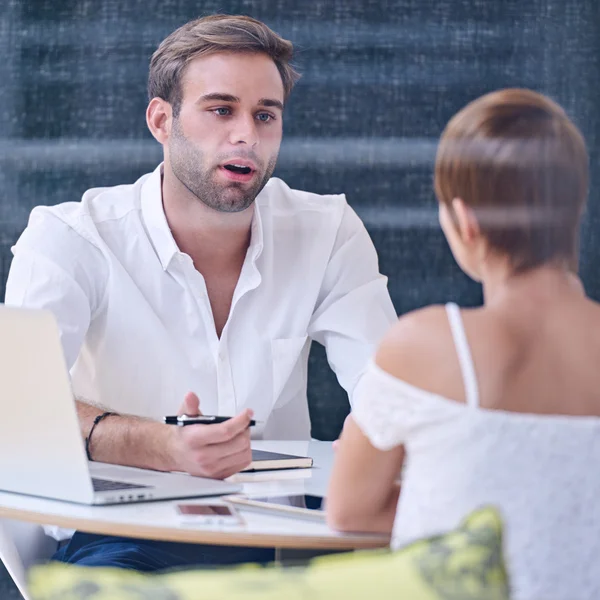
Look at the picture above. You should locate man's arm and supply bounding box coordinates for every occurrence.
[6,213,252,479]
[6,240,177,472]
[75,399,171,469]
[76,394,253,479]
[307,203,397,403]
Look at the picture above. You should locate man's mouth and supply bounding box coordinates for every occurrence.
[223,163,253,175]
[219,159,258,183]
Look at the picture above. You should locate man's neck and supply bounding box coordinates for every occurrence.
[161,165,254,272]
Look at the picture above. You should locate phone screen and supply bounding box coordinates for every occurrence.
[176,504,236,516]
[248,494,324,511]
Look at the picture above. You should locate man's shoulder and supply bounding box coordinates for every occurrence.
[40,173,150,227]
[258,177,348,217]
[26,172,151,232]
[257,178,372,249]
[17,172,152,254]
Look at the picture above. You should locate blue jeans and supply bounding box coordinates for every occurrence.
[52,531,275,571]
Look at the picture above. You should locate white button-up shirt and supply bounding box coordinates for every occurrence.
[5,165,396,439]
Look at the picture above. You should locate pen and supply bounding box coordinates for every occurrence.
[163,415,257,427]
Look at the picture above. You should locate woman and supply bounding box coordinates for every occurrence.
[327,89,600,600]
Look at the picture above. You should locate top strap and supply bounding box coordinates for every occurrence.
[445,303,480,408]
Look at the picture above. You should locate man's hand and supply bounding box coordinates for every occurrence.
[168,392,253,479]
[177,391,204,419]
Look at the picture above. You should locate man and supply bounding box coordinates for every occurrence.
[5,15,396,569]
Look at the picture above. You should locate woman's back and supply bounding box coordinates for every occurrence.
[401,269,600,419]
[353,287,600,599]
[389,383,600,600]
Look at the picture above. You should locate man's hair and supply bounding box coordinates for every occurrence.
[434,88,589,273]
[148,14,300,116]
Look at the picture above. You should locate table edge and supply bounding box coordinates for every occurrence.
[0,505,390,551]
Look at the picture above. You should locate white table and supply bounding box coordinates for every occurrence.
[0,441,389,551]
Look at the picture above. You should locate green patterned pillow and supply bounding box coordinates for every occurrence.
[29,507,509,600]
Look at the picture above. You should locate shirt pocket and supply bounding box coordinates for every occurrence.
[270,336,309,408]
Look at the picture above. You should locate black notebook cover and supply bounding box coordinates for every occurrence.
[242,449,314,472]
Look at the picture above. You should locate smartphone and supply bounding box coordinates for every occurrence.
[175,503,245,527]
[226,494,326,521]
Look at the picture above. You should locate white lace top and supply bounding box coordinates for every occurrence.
[353,303,600,600]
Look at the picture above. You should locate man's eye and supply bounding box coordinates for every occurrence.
[256,113,273,123]
[213,108,231,116]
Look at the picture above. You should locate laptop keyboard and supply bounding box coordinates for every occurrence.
[92,477,150,492]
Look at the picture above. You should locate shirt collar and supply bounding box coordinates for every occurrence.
[248,194,264,263]
[141,163,265,271]
[141,164,179,271]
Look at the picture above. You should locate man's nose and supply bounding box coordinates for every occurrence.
[229,114,259,147]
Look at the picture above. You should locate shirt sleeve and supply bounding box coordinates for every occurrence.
[351,362,412,451]
[307,202,397,403]
[4,207,107,370]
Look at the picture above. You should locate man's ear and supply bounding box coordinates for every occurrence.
[146,98,172,144]
[451,198,481,245]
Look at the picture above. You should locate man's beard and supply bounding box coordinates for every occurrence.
[169,118,277,213]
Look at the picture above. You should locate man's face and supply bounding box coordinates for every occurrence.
[167,52,284,213]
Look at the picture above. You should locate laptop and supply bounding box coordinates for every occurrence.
[0,305,241,505]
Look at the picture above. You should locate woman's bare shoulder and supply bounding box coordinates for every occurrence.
[375,305,456,385]
[374,304,501,403]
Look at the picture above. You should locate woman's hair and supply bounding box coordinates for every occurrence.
[434,88,589,272]
[148,14,300,116]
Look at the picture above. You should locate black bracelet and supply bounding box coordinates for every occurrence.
[85,411,117,462]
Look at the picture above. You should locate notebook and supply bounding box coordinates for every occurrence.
[242,449,313,472]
